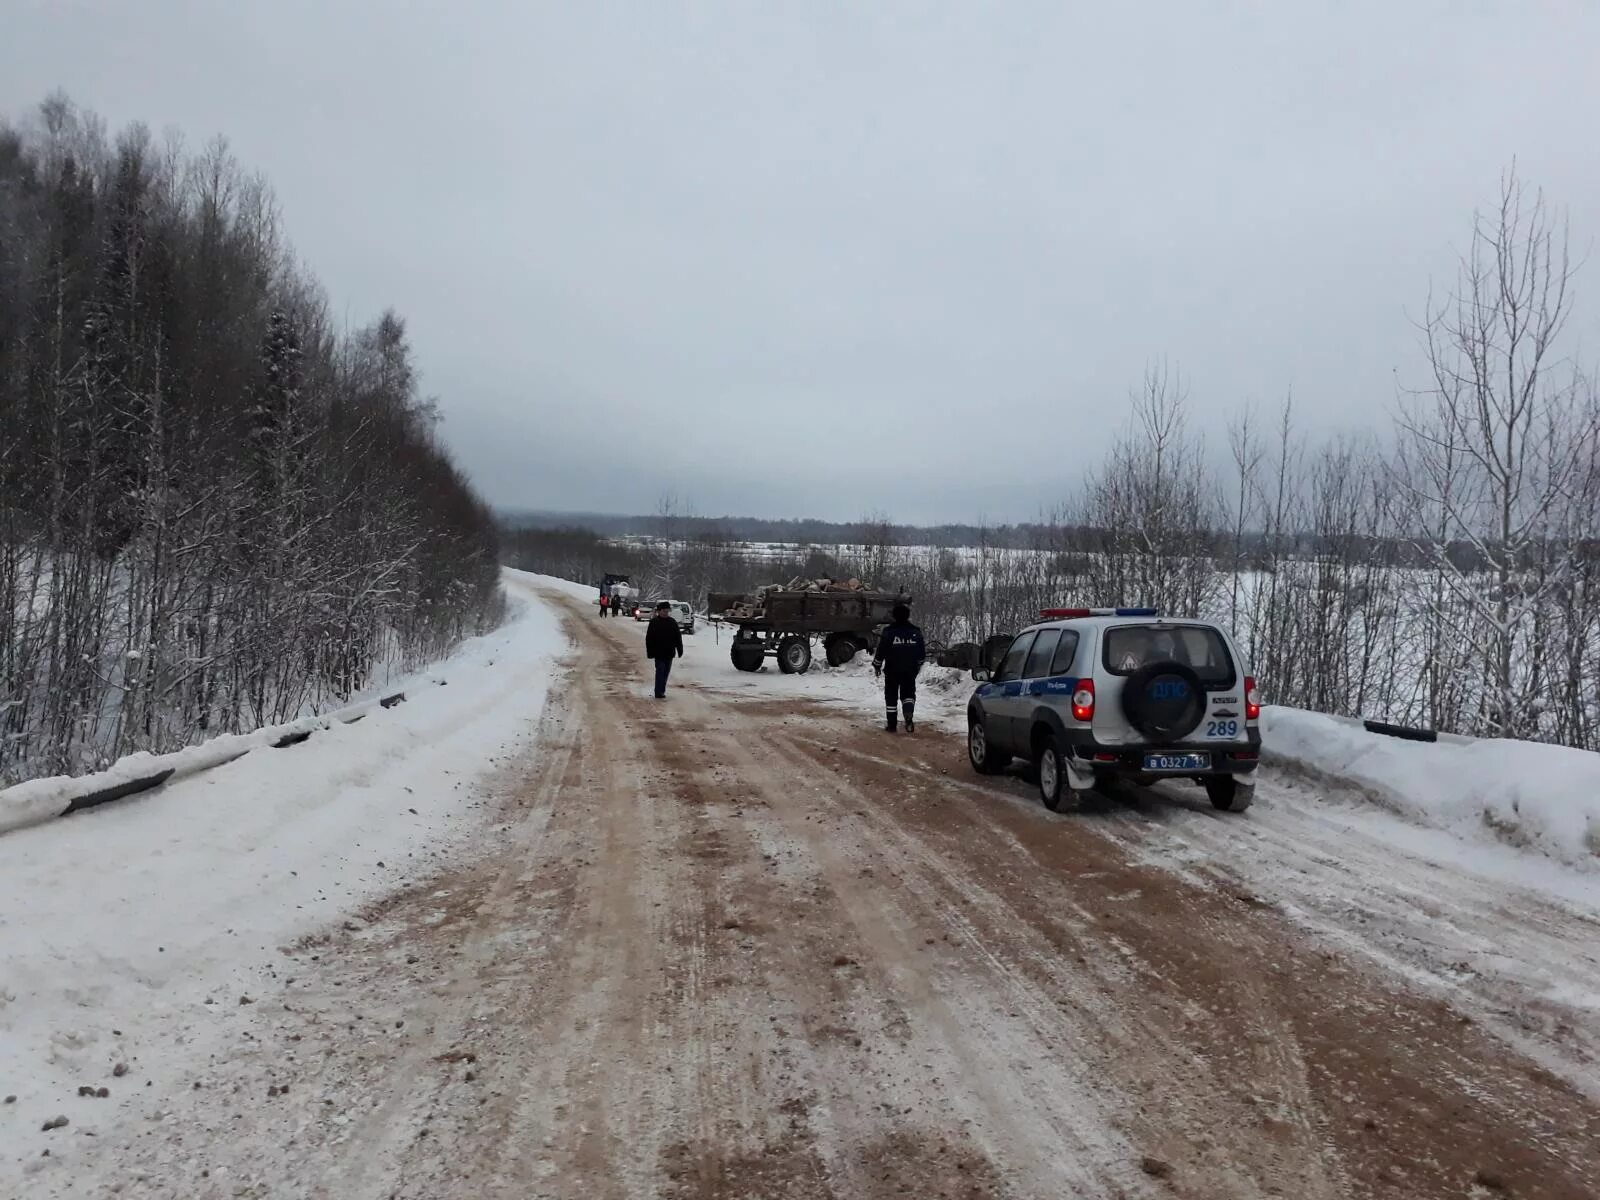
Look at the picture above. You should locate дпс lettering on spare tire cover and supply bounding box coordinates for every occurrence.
[1120,660,1207,740]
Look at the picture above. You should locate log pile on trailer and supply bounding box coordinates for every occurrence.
[716,577,869,621]
[709,584,911,674]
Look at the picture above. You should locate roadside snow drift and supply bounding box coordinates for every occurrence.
[0,572,570,1175]
[1264,706,1600,868]
[0,697,414,838]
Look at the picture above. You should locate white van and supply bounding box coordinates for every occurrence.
[637,600,695,633]
[666,601,695,634]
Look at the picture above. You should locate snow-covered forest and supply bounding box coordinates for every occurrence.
[0,96,502,785]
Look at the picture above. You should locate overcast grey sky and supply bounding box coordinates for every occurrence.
[5,2,1599,524]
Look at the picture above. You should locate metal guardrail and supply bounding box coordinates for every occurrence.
[0,690,409,838]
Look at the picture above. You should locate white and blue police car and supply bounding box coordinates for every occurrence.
[966,608,1261,813]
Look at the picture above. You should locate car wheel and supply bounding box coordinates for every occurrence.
[968,717,1010,775]
[1036,734,1081,812]
[776,636,812,674]
[1205,775,1254,812]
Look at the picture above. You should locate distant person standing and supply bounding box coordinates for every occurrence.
[599,593,609,619]
[873,603,925,733]
[646,600,685,698]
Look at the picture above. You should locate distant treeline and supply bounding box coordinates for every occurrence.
[500,510,1598,576]
[0,95,502,784]
[502,524,847,608]
[501,509,1033,550]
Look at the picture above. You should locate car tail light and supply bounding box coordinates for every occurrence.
[1071,679,1095,722]
[1245,676,1261,722]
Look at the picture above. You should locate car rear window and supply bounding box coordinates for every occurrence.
[1102,624,1235,686]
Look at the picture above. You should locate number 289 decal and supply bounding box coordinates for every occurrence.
[1205,719,1239,738]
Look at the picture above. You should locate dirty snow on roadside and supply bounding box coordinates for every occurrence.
[1093,762,1600,1099]
[0,571,569,1186]
[663,608,1600,1096]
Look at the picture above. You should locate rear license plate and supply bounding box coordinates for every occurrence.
[1144,752,1210,771]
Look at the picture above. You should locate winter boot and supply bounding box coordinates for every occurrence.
[903,703,916,734]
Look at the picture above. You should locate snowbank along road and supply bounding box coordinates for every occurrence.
[7,579,1600,1198]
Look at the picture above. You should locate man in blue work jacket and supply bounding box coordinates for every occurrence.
[873,604,925,733]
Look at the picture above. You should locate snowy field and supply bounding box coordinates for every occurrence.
[0,572,570,1183]
[609,535,1038,566]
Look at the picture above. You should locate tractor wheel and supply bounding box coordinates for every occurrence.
[824,635,859,667]
[777,636,813,674]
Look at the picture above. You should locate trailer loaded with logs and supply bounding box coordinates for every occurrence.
[709,581,912,675]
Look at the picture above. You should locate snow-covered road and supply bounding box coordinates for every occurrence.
[0,572,570,1192]
[3,575,1599,1197]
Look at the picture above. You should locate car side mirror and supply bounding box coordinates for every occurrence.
[970,667,991,682]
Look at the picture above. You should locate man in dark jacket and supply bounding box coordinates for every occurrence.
[645,601,685,698]
[873,603,925,733]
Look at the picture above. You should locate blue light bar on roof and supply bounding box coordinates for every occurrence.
[1114,607,1159,616]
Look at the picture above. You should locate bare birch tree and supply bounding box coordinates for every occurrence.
[1395,166,1599,737]
[1082,361,1219,616]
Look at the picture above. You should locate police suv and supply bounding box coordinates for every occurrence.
[967,608,1261,813]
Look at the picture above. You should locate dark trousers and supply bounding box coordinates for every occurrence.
[653,656,674,697]
[884,671,916,727]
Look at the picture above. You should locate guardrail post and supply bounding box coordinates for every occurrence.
[1362,719,1439,743]
[61,769,177,816]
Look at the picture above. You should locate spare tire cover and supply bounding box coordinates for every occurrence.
[1120,661,1206,740]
